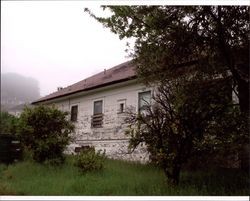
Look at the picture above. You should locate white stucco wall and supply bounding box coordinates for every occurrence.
[45,80,151,162]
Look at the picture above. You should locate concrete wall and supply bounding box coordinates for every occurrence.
[48,80,151,162]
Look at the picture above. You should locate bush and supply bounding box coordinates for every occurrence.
[17,105,74,164]
[74,147,106,173]
[0,112,19,134]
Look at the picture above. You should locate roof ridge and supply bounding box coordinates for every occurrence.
[32,60,136,104]
[67,60,132,89]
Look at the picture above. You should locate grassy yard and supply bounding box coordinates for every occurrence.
[0,157,249,196]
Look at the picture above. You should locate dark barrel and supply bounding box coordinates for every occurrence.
[0,134,22,164]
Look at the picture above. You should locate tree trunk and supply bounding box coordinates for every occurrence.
[215,7,249,115]
[238,76,249,116]
[164,165,181,186]
[172,165,181,185]
[234,64,249,171]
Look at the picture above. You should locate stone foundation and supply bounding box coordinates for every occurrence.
[66,139,149,163]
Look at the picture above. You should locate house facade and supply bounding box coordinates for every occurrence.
[32,61,151,162]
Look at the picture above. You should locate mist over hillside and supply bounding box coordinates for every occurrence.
[1,73,40,111]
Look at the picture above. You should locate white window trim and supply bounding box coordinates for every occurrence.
[92,98,104,115]
[137,89,152,113]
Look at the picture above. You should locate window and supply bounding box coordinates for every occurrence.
[117,99,126,113]
[120,103,124,113]
[92,100,103,128]
[138,91,151,113]
[93,100,103,115]
[70,105,78,122]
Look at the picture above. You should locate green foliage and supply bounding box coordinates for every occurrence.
[21,146,34,161]
[17,105,74,164]
[125,77,240,185]
[190,106,249,171]
[0,158,249,195]
[88,5,249,184]
[74,147,106,173]
[0,183,18,195]
[0,112,19,134]
[86,6,249,114]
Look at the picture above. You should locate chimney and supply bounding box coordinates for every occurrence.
[104,69,106,74]
[57,87,63,91]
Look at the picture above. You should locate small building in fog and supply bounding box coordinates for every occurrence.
[8,103,33,117]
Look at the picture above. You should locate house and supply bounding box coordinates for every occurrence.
[32,61,151,162]
[8,103,33,117]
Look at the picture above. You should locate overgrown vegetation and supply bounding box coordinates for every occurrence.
[0,158,249,195]
[74,147,106,173]
[0,112,19,134]
[125,77,248,185]
[86,6,249,185]
[17,105,74,164]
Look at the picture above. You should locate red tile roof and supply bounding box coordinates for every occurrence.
[32,61,136,104]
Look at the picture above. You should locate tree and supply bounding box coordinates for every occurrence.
[17,105,74,164]
[125,75,238,185]
[85,6,249,114]
[86,5,249,173]
[0,112,19,135]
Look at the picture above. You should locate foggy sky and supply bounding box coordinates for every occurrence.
[1,1,132,97]
[1,73,40,104]
[2,1,247,97]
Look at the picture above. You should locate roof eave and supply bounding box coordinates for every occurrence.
[32,75,137,105]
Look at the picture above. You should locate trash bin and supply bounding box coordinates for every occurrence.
[0,134,22,164]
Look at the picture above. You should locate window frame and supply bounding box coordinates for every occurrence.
[70,105,78,122]
[93,100,103,115]
[138,90,151,113]
[117,99,126,114]
[91,99,104,128]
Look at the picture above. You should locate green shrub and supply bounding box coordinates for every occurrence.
[74,147,106,173]
[17,105,74,164]
[0,112,19,134]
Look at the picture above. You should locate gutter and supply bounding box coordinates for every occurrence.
[32,75,137,104]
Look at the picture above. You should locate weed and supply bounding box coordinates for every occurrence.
[0,157,249,195]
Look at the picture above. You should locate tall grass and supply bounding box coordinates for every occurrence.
[0,157,249,195]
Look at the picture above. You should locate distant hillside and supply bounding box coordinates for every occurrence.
[1,73,40,111]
